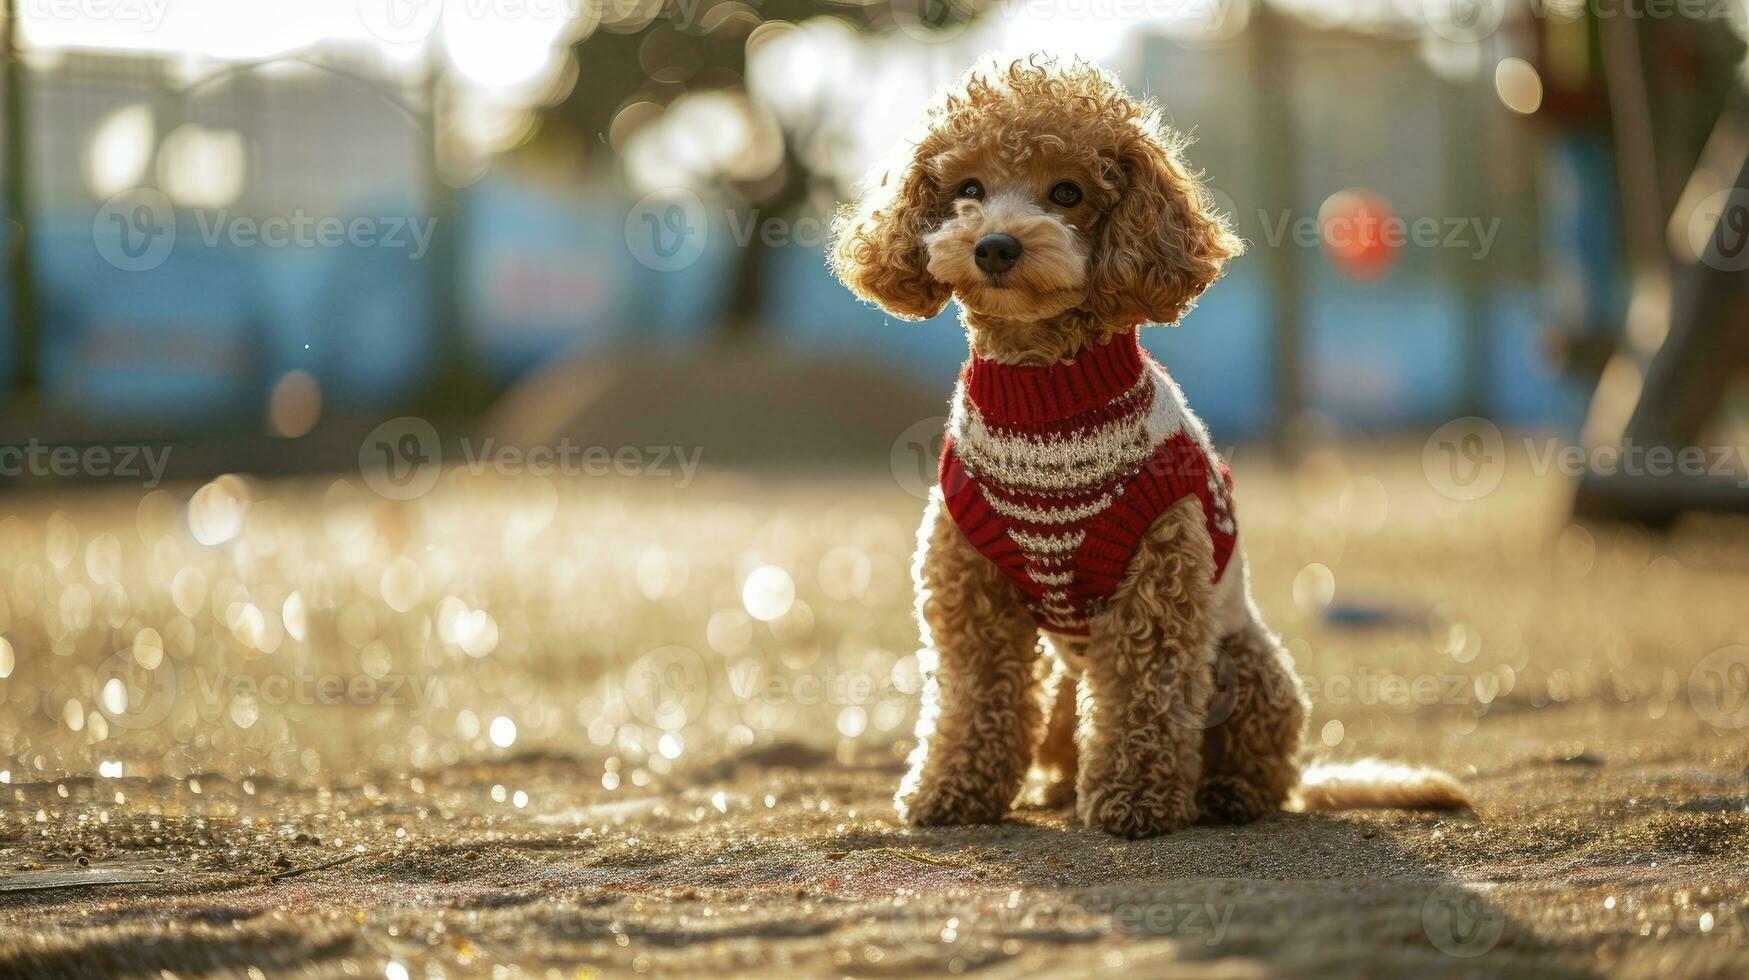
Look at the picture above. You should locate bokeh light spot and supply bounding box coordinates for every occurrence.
[742,565,795,622]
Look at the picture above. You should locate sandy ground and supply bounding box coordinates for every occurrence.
[1,442,1747,978]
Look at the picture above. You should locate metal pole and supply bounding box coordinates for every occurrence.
[1250,5,1304,454]
[3,0,38,399]
[1442,68,1492,419]
[417,57,488,415]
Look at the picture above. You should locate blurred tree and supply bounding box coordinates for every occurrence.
[531,0,986,343]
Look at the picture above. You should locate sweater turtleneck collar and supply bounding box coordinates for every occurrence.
[962,329,1146,425]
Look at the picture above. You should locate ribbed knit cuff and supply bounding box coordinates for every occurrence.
[963,330,1144,424]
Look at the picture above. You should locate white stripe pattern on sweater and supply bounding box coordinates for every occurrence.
[1009,528,1084,555]
[981,488,1114,525]
[1026,567,1075,586]
[948,368,1193,495]
[950,388,1148,491]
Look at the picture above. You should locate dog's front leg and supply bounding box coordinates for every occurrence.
[1076,497,1217,838]
[895,493,1043,826]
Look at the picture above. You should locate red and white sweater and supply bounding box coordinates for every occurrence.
[939,329,1237,635]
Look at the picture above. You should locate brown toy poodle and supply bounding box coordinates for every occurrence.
[830,55,1465,838]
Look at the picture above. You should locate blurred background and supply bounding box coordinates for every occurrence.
[0,0,1742,462]
[0,0,1747,782]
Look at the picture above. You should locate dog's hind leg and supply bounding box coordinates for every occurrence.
[895,491,1045,826]
[1196,590,1309,824]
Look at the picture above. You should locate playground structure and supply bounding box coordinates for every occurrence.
[1570,17,1749,524]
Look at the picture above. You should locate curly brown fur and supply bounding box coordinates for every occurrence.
[894,491,1045,825]
[1198,608,1310,823]
[1075,497,1217,837]
[850,54,1464,837]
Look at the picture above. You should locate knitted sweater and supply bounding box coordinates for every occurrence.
[939,329,1237,635]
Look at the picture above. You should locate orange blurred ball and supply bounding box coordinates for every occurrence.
[1318,189,1398,280]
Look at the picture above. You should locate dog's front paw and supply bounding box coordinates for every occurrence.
[895,780,1009,826]
[1078,784,1197,839]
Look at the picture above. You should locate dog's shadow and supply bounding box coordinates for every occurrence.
[836,805,1545,975]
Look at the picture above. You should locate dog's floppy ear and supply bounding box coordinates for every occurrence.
[1085,120,1242,327]
[829,144,952,321]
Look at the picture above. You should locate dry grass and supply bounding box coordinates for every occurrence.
[0,443,1746,977]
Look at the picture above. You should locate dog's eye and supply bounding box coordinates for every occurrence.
[957,179,984,200]
[1049,181,1083,207]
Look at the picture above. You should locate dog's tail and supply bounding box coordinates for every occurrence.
[1287,758,1469,811]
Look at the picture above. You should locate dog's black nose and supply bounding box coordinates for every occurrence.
[974,233,1022,274]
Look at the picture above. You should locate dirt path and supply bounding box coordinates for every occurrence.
[1,448,1747,976]
[3,702,1746,977]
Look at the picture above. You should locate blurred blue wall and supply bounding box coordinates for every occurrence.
[0,169,1588,439]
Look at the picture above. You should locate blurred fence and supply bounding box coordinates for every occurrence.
[1,21,1610,440]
